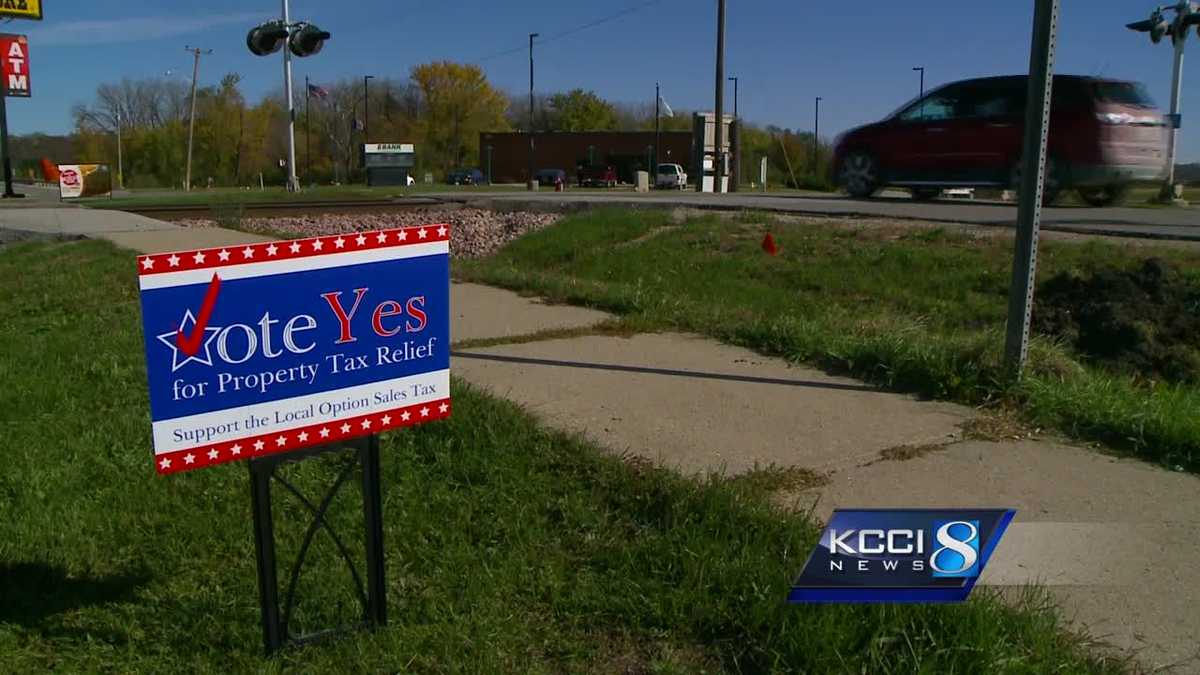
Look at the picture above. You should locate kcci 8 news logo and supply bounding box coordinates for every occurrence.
[789,509,1015,603]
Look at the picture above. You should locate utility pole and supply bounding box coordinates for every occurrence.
[814,96,822,171]
[116,109,123,190]
[183,46,211,192]
[282,0,299,192]
[713,0,727,193]
[1003,0,1059,375]
[528,32,539,190]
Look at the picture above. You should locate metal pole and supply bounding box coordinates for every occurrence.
[914,67,925,118]
[361,435,387,628]
[1160,27,1185,201]
[305,75,311,185]
[714,0,727,193]
[363,76,371,144]
[528,33,538,190]
[0,93,18,198]
[249,462,283,654]
[814,96,821,171]
[363,75,373,184]
[486,144,493,183]
[654,82,661,172]
[282,0,299,192]
[116,109,123,190]
[729,75,738,189]
[184,46,207,192]
[1003,0,1059,375]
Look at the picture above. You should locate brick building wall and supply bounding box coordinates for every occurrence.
[478,131,694,184]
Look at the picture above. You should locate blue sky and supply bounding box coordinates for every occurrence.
[11,0,1200,161]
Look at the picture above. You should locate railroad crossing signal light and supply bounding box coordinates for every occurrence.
[246,21,289,56]
[288,23,330,58]
[1127,9,1170,43]
[1184,6,1200,37]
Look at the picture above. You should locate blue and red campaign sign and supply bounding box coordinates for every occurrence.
[137,225,451,475]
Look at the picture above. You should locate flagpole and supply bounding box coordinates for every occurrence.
[654,82,660,173]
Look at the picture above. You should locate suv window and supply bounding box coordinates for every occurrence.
[958,80,1023,119]
[897,82,969,121]
[658,164,677,174]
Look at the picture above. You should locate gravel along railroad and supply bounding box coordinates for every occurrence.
[177,208,561,259]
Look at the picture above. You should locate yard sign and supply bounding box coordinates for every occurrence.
[137,226,451,475]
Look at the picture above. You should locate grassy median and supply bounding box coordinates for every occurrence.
[0,239,1126,672]
[457,208,1200,473]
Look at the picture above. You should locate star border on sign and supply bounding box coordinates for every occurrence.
[157,309,222,372]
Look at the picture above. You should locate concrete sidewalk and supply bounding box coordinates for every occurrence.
[453,332,1200,672]
[7,207,1197,671]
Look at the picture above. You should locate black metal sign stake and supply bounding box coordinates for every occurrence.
[248,434,387,655]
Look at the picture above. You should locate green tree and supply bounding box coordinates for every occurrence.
[410,61,510,174]
[547,89,617,131]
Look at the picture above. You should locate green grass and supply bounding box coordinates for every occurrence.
[457,208,1200,472]
[0,239,1127,672]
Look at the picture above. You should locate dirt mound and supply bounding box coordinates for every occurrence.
[1033,258,1200,382]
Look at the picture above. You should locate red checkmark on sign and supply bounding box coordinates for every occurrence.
[176,273,222,356]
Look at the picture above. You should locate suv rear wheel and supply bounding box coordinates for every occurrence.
[1077,185,1128,207]
[840,152,880,198]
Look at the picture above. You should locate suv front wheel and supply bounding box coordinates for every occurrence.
[1077,185,1128,207]
[1010,158,1062,207]
[840,152,880,199]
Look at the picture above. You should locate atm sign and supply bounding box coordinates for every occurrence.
[0,34,30,97]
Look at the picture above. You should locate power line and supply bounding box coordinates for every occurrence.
[470,0,666,64]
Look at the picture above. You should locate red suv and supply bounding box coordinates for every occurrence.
[832,75,1168,206]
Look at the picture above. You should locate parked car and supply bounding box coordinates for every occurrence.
[656,163,688,189]
[535,168,567,187]
[831,75,1168,206]
[447,168,486,185]
[577,164,618,187]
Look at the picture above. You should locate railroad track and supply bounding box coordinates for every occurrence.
[102,197,451,221]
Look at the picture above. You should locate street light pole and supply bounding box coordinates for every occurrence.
[814,96,822,170]
[714,0,727,193]
[655,82,661,171]
[363,74,374,184]
[363,75,374,144]
[528,32,539,190]
[913,66,925,119]
[183,45,211,192]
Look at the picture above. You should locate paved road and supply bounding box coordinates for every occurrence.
[427,189,1200,242]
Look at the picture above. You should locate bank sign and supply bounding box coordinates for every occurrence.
[137,226,451,475]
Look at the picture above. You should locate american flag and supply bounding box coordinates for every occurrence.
[307,83,329,100]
